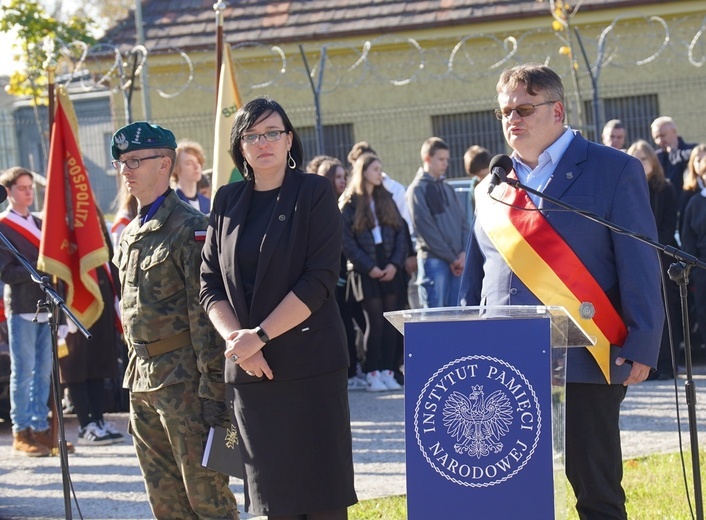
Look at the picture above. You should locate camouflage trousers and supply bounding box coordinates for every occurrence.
[129,382,239,519]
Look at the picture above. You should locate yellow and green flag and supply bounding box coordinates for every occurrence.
[212,43,244,202]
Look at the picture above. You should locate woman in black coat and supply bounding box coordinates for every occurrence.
[339,153,407,392]
[628,140,679,379]
[200,98,357,519]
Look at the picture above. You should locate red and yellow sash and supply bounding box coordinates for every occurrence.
[476,179,627,383]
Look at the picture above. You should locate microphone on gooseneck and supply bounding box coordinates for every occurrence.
[487,154,514,194]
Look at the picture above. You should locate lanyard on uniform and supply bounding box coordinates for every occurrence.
[140,195,166,226]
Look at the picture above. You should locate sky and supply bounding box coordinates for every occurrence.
[0,29,22,77]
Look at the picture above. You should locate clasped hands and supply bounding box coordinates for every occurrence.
[369,263,397,282]
[224,328,274,380]
[450,252,466,277]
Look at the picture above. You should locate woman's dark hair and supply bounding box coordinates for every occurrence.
[229,97,304,180]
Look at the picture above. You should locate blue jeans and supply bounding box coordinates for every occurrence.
[8,314,52,433]
[417,255,462,308]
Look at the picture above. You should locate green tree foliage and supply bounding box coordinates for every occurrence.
[0,0,95,105]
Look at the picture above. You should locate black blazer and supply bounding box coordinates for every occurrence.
[200,170,348,384]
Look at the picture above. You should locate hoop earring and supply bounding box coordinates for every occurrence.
[288,151,296,170]
[242,161,249,178]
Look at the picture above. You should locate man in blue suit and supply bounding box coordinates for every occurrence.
[459,63,663,519]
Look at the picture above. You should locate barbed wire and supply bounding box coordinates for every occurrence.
[41,13,706,98]
[688,15,706,67]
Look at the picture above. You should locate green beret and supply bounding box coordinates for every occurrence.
[111,121,177,160]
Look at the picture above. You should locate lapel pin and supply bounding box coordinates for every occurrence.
[278,214,286,221]
[566,172,574,179]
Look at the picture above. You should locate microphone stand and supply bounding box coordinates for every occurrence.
[494,177,704,520]
[0,231,91,520]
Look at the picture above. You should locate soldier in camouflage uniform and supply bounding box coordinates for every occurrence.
[111,122,238,520]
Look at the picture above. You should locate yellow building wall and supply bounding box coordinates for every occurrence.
[105,1,706,185]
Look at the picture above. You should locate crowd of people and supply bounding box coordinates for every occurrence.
[0,60,704,519]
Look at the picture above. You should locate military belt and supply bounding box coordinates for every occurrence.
[132,330,192,360]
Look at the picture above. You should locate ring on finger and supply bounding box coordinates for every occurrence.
[246,370,254,376]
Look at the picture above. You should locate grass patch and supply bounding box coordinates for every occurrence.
[350,451,705,519]
[350,494,406,519]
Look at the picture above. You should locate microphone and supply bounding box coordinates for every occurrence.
[487,154,514,194]
[0,185,6,204]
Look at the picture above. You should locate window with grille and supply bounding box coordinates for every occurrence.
[432,110,505,179]
[299,123,355,169]
[582,93,659,146]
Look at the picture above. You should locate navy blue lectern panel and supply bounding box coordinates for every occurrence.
[405,317,554,519]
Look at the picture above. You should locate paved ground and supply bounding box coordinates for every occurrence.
[0,373,705,519]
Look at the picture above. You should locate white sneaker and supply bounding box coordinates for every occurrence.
[99,420,125,444]
[78,422,113,446]
[347,376,368,391]
[366,371,387,392]
[380,370,403,390]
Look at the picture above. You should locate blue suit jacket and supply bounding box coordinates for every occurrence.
[459,132,664,384]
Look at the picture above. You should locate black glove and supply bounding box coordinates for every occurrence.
[201,398,230,428]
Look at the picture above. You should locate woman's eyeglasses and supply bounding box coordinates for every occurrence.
[494,101,557,121]
[240,130,287,145]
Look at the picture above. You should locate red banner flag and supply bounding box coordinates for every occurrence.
[37,88,109,329]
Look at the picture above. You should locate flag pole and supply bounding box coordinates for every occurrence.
[214,2,226,108]
[42,47,73,518]
[43,37,57,142]
[47,68,55,141]
[42,41,62,461]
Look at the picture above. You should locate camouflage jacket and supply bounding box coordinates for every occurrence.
[113,190,225,400]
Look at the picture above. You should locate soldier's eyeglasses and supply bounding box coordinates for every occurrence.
[112,155,165,170]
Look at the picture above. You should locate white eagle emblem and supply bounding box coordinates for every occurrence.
[224,424,239,449]
[443,384,513,459]
[114,132,129,151]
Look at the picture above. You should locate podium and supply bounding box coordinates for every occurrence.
[385,306,594,520]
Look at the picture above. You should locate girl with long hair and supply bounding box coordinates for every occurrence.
[315,159,366,390]
[339,153,407,391]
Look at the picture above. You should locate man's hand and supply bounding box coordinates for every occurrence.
[451,252,466,277]
[405,256,417,275]
[58,325,70,340]
[616,358,651,386]
[201,398,230,428]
